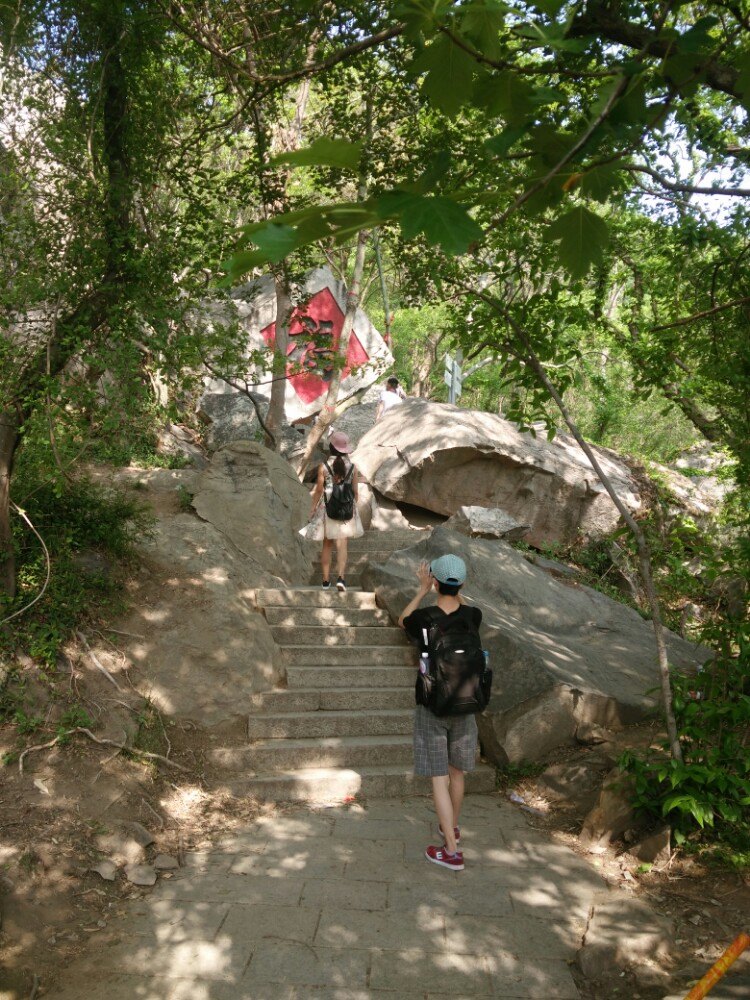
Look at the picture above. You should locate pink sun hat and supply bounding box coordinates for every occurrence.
[329,431,353,454]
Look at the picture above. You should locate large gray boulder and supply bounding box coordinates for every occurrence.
[331,401,378,450]
[191,441,310,585]
[365,526,707,763]
[353,399,641,546]
[197,391,260,450]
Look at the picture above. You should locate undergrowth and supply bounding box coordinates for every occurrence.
[1,471,152,668]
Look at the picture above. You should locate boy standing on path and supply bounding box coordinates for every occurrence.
[398,554,483,871]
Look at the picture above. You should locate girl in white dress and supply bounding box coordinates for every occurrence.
[304,431,364,591]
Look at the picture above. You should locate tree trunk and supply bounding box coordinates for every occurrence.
[296,225,369,479]
[413,332,445,397]
[0,413,19,598]
[502,313,684,763]
[266,270,292,448]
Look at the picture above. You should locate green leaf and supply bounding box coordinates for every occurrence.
[474,71,539,123]
[532,0,567,14]
[736,57,750,112]
[273,137,363,171]
[676,16,720,55]
[515,20,590,52]
[415,150,452,192]
[461,0,508,61]
[543,206,610,279]
[485,124,528,156]
[376,192,482,255]
[411,34,476,116]
[577,163,626,202]
[251,223,299,262]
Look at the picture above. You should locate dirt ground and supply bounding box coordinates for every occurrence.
[509,730,750,998]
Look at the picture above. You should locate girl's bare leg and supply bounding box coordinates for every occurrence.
[321,538,333,581]
[335,537,348,578]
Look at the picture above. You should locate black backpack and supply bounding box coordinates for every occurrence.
[415,608,492,717]
[323,460,355,521]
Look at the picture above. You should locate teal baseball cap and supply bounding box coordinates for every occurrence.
[430,554,467,585]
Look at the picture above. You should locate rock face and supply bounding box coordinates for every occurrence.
[197,391,260,451]
[445,506,530,541]
[365,526,707,763]
[353,399,641,546]
[331,401,378,450]
[116,446,310,724]
[579,769,642,850]
[191,442,311,587]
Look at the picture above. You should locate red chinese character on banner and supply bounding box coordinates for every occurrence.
[261,287,369,404]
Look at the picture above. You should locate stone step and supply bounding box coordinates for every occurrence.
[257,588,377,609]
[211,735,413,772]
[246,708,413,740]
[264,606,392,627]
[285,664,414,689]
[251,687,414,712]
[280,644,414,666]
[346,533,424,552]
[232,764,497,804]
[302,529,422,553]
[308,552,392,574]
[271,625,405,647]
[306,574,364,588]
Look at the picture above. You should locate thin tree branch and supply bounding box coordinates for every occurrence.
[649,295,750,332]
[626,164,750,198]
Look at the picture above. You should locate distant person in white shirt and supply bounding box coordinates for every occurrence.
[375,377,407,421]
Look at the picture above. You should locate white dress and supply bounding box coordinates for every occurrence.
[299,461,364,541]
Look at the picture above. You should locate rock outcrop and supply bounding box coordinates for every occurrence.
[365,526,707,763]
[445,505,530,541]
[191,442,311,585]
[353,398,641,546]
[115,445,311,725]
[331,401,378,450]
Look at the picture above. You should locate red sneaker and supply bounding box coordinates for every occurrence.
[425,845,464,871]
[438,825,461,844]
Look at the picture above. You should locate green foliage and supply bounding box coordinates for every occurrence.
[1,464,151,667]
[56,705,95,743]
[495,759,546,789]
[13,709,44,736]
[621,584,750,853]
[544,206,610,280]
[133,703,167,756]
[273,137,363,171]
[176,485,194,513]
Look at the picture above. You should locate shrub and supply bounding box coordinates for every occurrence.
[1,473,152,666]
[620,620,750,855]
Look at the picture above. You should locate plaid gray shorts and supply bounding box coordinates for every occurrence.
[413,705,479,777]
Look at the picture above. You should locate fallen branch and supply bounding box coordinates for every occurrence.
[18,728,191,776]
[18,737,63,775]
[72,727,190,772]
[99,627,146,639]
[76,631,124,691]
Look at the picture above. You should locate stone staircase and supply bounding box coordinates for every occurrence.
[215,528,496,803]
[303,524,414,588]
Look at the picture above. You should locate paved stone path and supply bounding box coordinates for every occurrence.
[53,794,608,999]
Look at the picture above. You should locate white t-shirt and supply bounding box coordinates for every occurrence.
[379,388,404,413]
